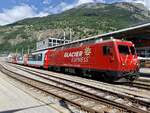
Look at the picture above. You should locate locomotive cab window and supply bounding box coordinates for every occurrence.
[103,46,112,55]
[130,46,136,55]
[118,45,129,55]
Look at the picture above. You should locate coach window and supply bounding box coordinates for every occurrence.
[32,55,36,61]
[103,46,111,55]
[37,54,42,61]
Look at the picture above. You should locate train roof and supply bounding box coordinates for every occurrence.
[34,22,150,52]
[32,49,48,54]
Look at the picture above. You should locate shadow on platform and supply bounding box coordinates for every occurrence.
[59,99,74,113]
[0,103,51,113]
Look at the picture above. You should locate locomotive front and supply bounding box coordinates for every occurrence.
[116,41,140,82]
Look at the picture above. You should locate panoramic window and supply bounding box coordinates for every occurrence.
[37,54,42,61]
[118,45,130,55]
[32,55,36,61]
[28,55,33,61]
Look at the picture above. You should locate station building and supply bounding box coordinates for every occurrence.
[36,37,70,50]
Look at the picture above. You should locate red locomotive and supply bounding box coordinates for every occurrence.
[12,38,140,82]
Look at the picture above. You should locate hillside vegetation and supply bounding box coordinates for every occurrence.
[0,2,150,53]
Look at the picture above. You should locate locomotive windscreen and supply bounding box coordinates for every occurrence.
[118,45,130,55]
[130,46,136,55]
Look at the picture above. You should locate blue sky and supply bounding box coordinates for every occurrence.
[0,0,149,25]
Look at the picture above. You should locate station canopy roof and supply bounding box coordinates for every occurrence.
[97,22,150,40]
[35,23,150,52]
[71,22,150,42]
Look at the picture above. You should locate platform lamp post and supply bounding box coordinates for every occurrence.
[21,48,24,56]
[63,31,66,44]
[28,46,30,55]
[15,48,18,61]
[69,28,72,42]
[15,48,18,56]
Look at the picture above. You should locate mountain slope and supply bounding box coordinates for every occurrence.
[0,2,150,53]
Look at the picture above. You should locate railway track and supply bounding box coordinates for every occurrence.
[2,63,150,113]
[131,80,150,91]
[9,63,150,99]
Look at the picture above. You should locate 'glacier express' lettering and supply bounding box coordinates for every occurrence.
[64,51,83,58]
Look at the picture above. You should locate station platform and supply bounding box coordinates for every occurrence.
[140,68,150,77]
[0,72,66,113]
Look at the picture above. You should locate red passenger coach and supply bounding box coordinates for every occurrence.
[11,55,17,64]
[45,39,140,82]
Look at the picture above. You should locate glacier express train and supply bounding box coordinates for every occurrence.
[12,39,140,82]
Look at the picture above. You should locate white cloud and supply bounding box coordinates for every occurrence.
[47,2,76,14]
[76,0,95,5]
[43,0,52,5]
[0,4,49,26]
[77,0,105,5]
[46,0,106,14]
